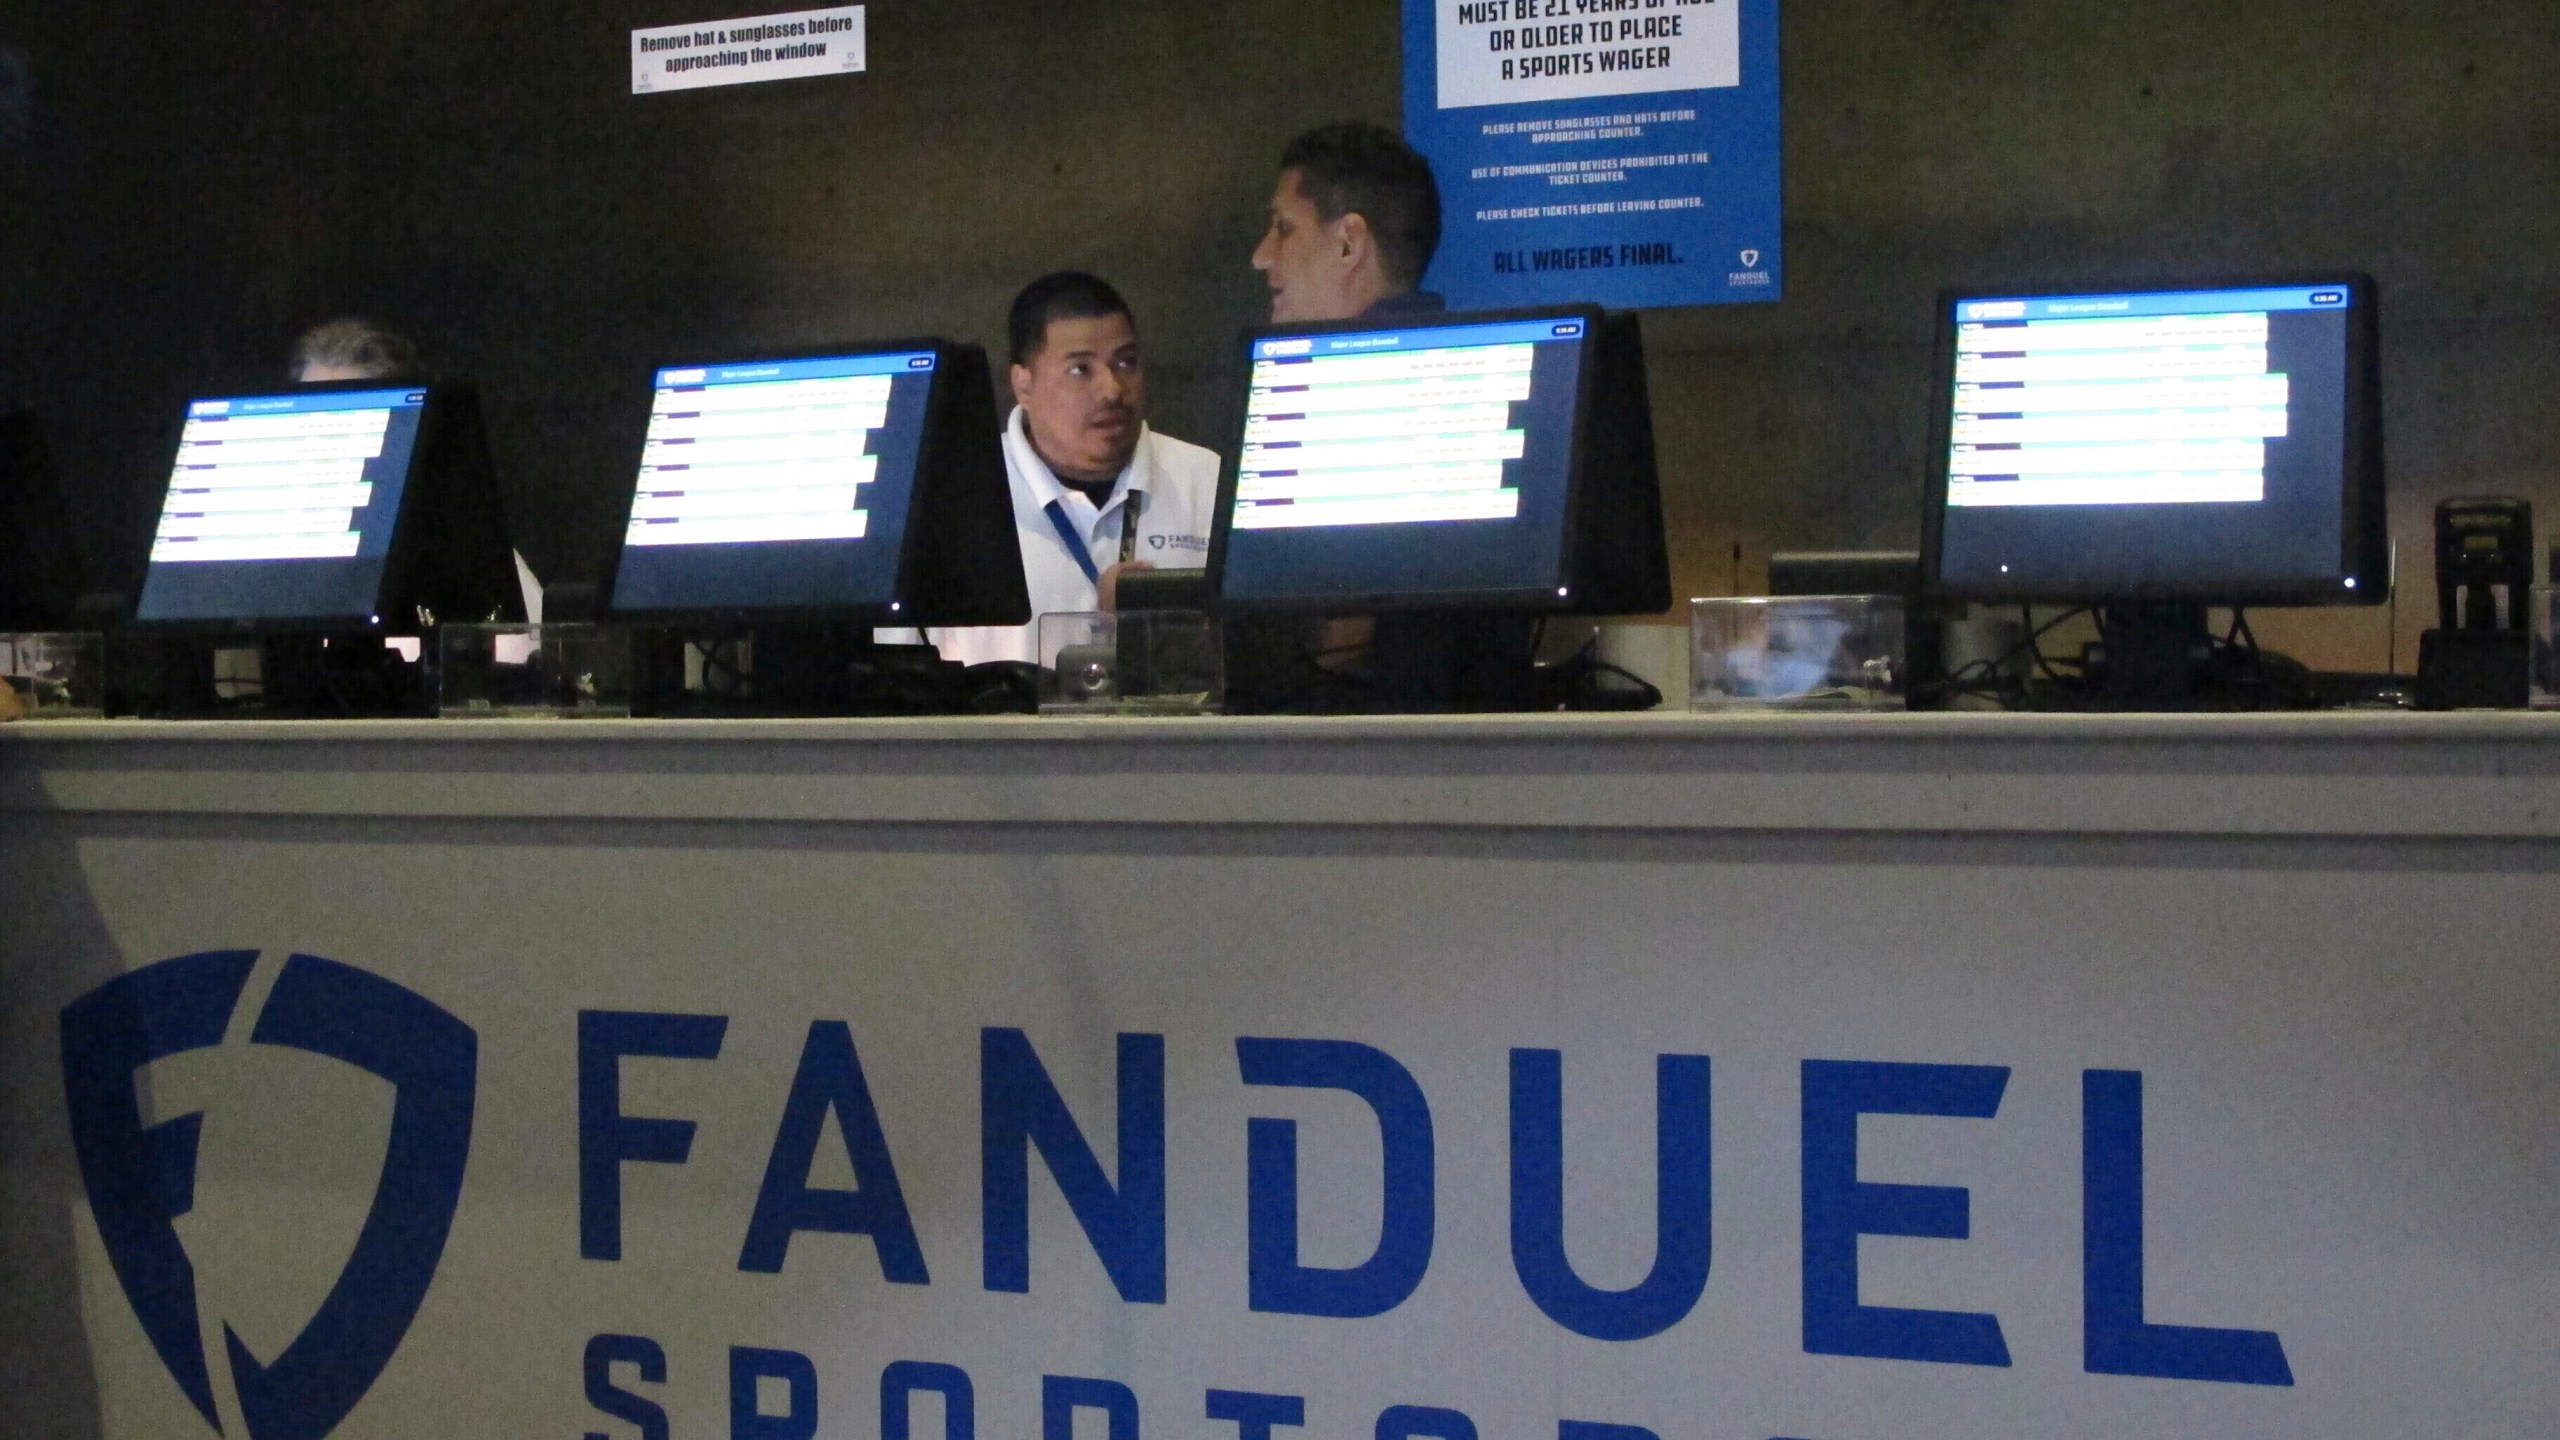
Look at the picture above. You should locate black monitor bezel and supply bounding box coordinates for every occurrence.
[1919,271,2387,608]
[599,337,990,629]
[124,378,458,637]
[1205,302,1610,615]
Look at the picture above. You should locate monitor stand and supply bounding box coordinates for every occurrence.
[1367,610,1543,713]
[2094,603,2211,711]
[1216,612,1553,715]
[630,623,981,717]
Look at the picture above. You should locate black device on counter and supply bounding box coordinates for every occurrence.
[1769,551,1920,600]
[1206,304,1669,711]
[599,341,1026,715]
[1113,567,1210,614]
[121,382,518,716]
[2430,497,2533,632]
[1097,567,1212,701]
[2416,496,2532,709]
[1922,275,2386,709]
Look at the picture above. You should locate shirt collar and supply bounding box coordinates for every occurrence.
[1007,407,1151,512]
[1359,289,1450,319]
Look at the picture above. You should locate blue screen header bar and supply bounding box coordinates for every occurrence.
[1253,317,1588,362]
[1956,286,2354,324]
[657,353,938,388]
[189,388,426,419]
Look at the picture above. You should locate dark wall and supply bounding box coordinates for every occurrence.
[4,1,2554,667]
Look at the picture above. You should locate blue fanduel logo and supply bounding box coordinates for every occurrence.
[60,951,477,1440]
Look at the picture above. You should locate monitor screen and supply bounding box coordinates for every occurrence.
[1929,279,2380,603]
[135,386,430,623]
[607,349,937,617]
[1213,310,1597,609]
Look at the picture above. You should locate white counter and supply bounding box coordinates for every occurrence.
[3,712,2554,1440]
[9,710,2560,836]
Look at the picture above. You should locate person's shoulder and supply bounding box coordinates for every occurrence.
[1144,428,1224,485]
[997,416,1051,516]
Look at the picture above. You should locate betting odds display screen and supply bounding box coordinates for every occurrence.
[1932,282,2368,601]
[1216,312,1595,608]
[608,350,936,616]
[135,386,429,623]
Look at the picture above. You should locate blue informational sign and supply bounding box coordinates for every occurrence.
[1403,0,1783,310]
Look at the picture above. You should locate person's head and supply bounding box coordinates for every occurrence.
[1252,123,1442,324]
[290,318,421,384]
[1007,272,1146,485]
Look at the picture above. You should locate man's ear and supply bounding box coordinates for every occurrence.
[1336,211,1373,268]
[1009,362,1036,409]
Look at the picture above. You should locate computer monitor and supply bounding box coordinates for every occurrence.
[1207,305,1669,619]
[602,341,1027,628]
[130,382,519,632]
[0,412,87,630]
[1925,276,2385,605]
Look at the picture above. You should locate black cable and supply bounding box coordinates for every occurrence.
[696,625,752,697]
[2028,602,2077,687]
[2023,603,2089,688]
[1910,605,2090,708]
[1581,659,1662,710]
[1547,635,1662,711]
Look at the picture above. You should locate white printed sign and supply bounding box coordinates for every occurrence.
[631,5,866,96]
[1436,0,1739,110]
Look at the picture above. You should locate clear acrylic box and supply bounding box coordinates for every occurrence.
[1691,596,1907,711]
[0,632,107,719]
[2533,585,2560,711]
[1037,611,1223,715]
[439,624,632,718]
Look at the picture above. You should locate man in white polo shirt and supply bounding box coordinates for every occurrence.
[913,272,1222,666]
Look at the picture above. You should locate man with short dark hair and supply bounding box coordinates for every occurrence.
[1253,122,1445,323]
[913,271,1220,666]
[1243,125,1548,711]
[1245,125,1458,691]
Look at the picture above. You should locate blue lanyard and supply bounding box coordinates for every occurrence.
[1042,491,1143,589]
[1042,500,1102,586]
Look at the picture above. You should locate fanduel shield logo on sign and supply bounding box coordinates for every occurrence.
[60,951,477,1440]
